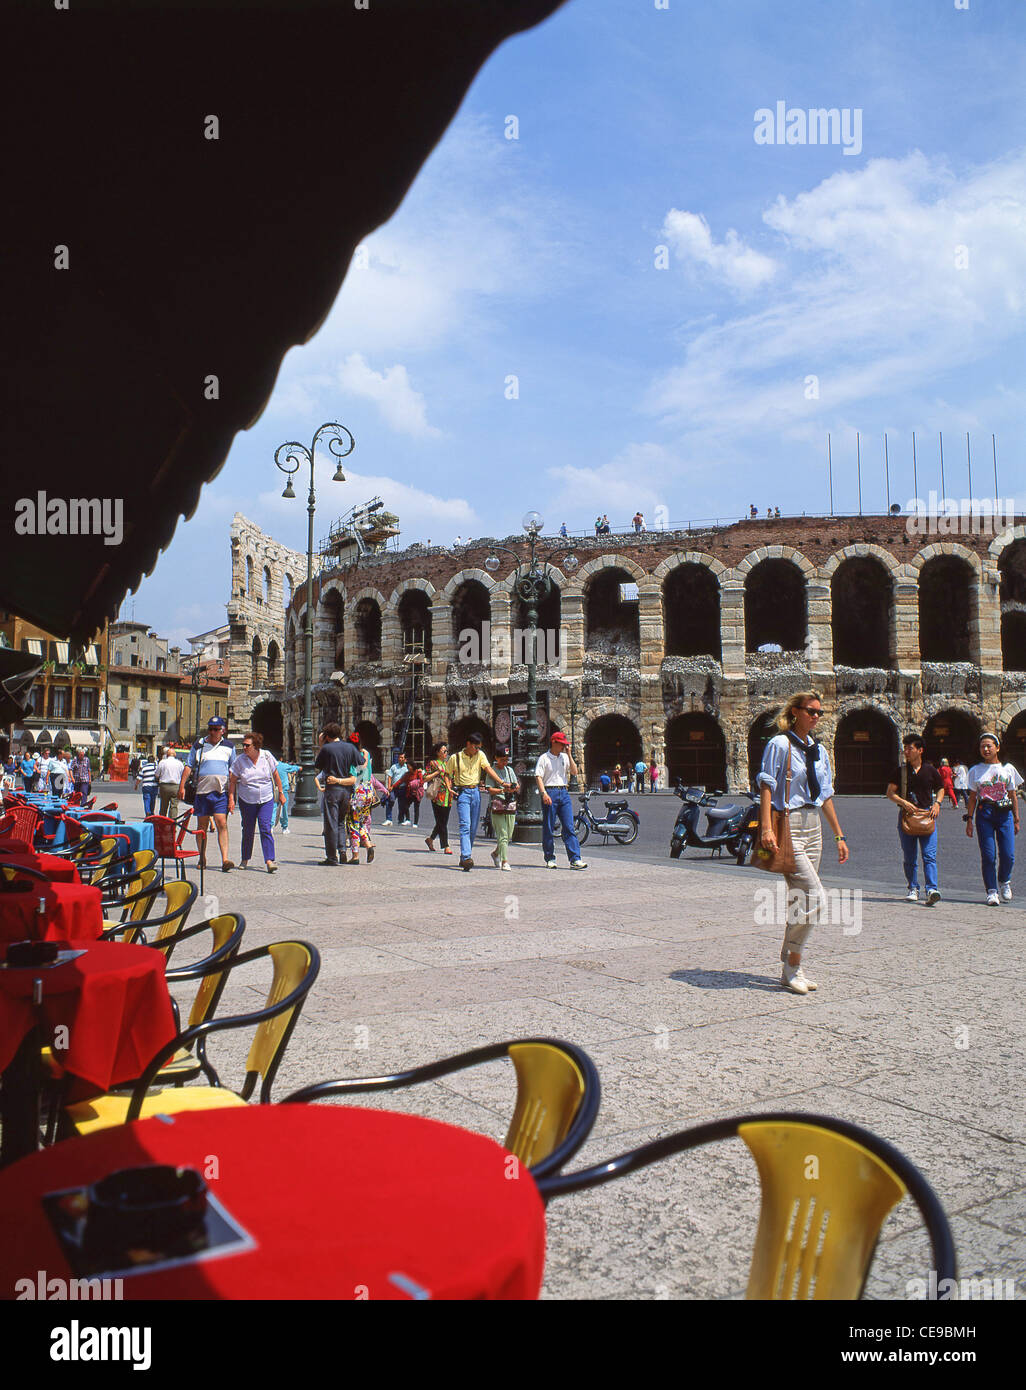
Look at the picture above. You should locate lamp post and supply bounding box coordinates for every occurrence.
[566,687,585,791]
[275,422,354,816]
[486,513,577,844]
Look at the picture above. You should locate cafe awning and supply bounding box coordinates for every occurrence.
[3,0,568,647]
[63,729,101,748]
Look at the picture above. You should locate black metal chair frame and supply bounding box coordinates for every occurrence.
[282,1036,601,1179]
[99,881,197,954]
[535,1110,957,1296]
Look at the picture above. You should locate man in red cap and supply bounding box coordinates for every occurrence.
[535,730,587,869]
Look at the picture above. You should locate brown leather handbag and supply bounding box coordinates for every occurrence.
[755,744,797,875]
[901,766,936,837]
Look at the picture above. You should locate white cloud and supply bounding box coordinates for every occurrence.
[337,353,441,438]
[649,151,1026,436]
[546,446,680,525]
[662,210,778,293]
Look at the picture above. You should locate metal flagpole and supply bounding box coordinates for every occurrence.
[856,431,862,514]
[828,433,834,514]
[939,431,945,498]
[967,431,972,497]
[993,434,998,498]
[884,433,890,511]
[912,431,918,499]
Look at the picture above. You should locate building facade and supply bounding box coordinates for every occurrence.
[0,613,108,756]
[277,514,1026,790]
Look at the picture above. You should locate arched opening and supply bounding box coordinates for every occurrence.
[283,573,294,609]
[452,581,490,661]
[399,589,432,658]
[584,713,642,786]
[748,709,780,787]
[664,713,727,791]
[285,621,297,689]
[353,597,382,663]
[919,557,973,662]
[514,581,561,662]
[246,555,254,596]
[923,708,980,771]
[263,566,271,605]
[663,564,721,659]
[251,700,284,756]
[744,559,807,653]
[321,590,345,678]
[354,720,382,772]
[585,568,640,657]
[1001,612,1026,671]
[266,640,281,687]
[999,540,1026,670]
[999,712,1026,773]
[448,714,493,758]
[832,558,892,668]
[833,708,900,794]
[251,634,263,687]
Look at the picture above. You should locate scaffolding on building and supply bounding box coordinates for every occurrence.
[392,631,428,765]
[318,497,400,564]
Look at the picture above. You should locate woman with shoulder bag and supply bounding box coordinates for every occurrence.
[487,746,519,871]
[424,742,454,854]
[757,691,848,995]
[886,734,943,905]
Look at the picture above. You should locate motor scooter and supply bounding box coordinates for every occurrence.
[669,784,759,859]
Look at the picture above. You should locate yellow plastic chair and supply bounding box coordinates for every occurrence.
[100,879,196,955]
[282,1038,601,1178]
[536,1112,957,1299]
[63,940,320,1137]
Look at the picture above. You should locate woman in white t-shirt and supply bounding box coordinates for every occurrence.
[227,732,286,872]
[965,733,1023,906]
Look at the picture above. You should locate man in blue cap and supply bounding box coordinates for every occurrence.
[179,716,237,872]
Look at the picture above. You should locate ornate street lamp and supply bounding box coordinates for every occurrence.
[485,512,578,844]
[275,422,354,816]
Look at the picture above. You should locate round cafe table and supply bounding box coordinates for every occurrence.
[0,850,81,884]
[0,941,176,1166]
[0,879,102,944]
[0,1106,547,1299]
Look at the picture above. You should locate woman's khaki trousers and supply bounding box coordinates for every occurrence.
[781,807,825,960]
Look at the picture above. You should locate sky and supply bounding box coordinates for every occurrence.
[128,0,1026,650]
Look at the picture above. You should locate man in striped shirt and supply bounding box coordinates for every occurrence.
[135,749,160,817]
[178,718,237,872]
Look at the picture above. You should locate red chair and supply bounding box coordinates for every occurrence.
[100,802,119,811]
[3,802,41,846]
[145,813,200,880]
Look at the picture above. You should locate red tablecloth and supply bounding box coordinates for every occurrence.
[0,941,174,1087]
[0,1106,547,1299]
[0,837,33,854]
[0,881,103,945]
[0,851,81,884]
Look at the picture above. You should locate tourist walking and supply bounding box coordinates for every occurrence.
[937,759,957,807]
[387,752,410,825]
[19,749,38,792]
[886,735,944,906]
[488,746,519,870]
[757,690,848,995]
[536,730,588,870]
[273,761,301,834]
[952,761,970,806]
[49,750,68,798]
[135,749,159,816]
[313,723,360,865]
[423,741,454,854]
[649,756,658,791]
[156,746,185,819]
[634,757,647,793]
[444,731,505,870]
[69,748,92,802]
[966,734,1023,906]
[228,732,286,873]
[612,763,622,791]
[178,717,237,872]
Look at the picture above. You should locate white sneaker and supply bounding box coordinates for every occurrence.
[987,890,1000,907]
[1000,881,1013,901]
[926,889,941,906]
[383,819,393,826]
[905,888,918,903]
[282,828,291,835]
[500,862,512,871]
[781,963,809,995]
[570,860,588,870]
[545,860,557,869]
[491,848,500,866]
[795,966,818,991]
[239,861,249,870]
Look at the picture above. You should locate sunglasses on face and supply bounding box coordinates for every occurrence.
[799,707,822,717]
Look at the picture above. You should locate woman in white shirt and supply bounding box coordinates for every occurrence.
[965,734,1022,906]
[227,732,286,873]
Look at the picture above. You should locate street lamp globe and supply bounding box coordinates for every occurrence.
[484,554,501,572]
[281,479,296,499]
[522,511,543,535]
[563,553,579,573]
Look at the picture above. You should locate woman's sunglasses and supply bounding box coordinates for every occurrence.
[800,707,822,718]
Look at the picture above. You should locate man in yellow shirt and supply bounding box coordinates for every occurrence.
[444,731,504,870]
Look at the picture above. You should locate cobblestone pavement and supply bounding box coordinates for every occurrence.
[121,790,1025,1299]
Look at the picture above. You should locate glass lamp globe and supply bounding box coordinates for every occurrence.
[563,553,579,572]
[484,555,501,572]
[522,510,543,535]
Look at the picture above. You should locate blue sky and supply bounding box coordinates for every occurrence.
[130,0,1026,649]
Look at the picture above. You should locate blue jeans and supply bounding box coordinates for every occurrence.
[975,804,1015,893]
[141,786,158,817]
[897,816,938,892]
[543,788,583,863]
[457,788,481,859]
[240,798,276,864]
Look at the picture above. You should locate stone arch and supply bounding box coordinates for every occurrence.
[833,706,901,794]
[584,712,643,785]
[583,560,642,654]
[917,551,976,663]
[652,549,726,582]
[661,558,721,659]
[246,554,254,596]
[349,589,385,663]
[909,542,982,579]
[664,712,727,790]
[923,707,981,771]
[386,577,437,610]
[392,582,434,659]
[734,545,817,582]
[830,554,895,668]
[266,640,281,686]
[576,553,648,586]
[743,557,808,653]
[819,542,902,581]
[441,568,496,600]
